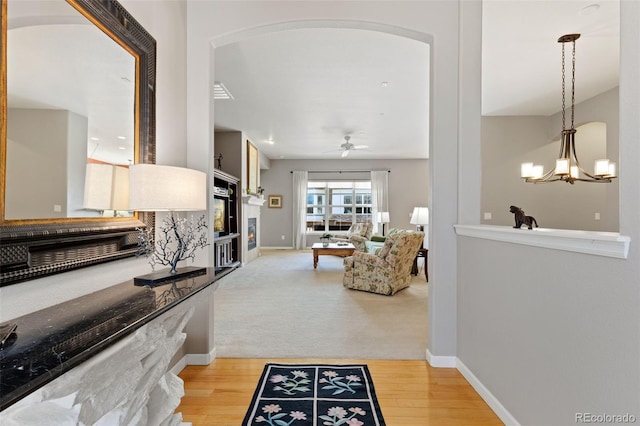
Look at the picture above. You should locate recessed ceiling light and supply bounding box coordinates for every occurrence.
[266,139,275,145]
[213,82,234,100]
[118,146,126,150]
[380,81,389,88]
[117,136,126,140]
[90,137,100,141]
[579,4,600,15]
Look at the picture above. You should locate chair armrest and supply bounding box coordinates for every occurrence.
[350,235,368,243]
[353,251,389,269]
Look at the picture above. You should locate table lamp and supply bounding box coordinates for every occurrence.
[129,164,208,285]
[83,163,130,215]
[410,207,429,232]
[377,211,390,236]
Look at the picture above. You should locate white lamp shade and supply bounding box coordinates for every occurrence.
[531,165,544,179]
[594,159,610,176]
[521,162,534,178]
[555,158,569,175]
[410,207,429,225]
[83,163,130,211]
[377,211,390,223]
[129,164,207,211]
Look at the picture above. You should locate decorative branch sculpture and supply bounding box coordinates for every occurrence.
[137,213,209,274]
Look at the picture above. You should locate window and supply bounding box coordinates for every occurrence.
[306,181,372,232]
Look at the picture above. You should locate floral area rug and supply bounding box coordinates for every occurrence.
[243,363,386,426]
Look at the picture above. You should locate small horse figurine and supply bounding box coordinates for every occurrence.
[509,205,538,229]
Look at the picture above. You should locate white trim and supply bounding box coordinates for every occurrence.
[426,349,456,368]
[454,225,630,259]
[457,359,521,426]
[170,355,189,376]
[170,347,217,375]
[187,347,217,366]
[260,246,295,250]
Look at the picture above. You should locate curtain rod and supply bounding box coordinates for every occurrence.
[290,170,390,174]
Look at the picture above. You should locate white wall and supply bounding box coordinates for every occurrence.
[6,109,73,219]
[482,117,610,231]
[259,159,428,247]
[187,0,463,368]
[457,2,640,424]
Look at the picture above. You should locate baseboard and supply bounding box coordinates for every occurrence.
[425,349,457,368]
[170,347,217,375]
[456,358,521,426]
[170,355,189,376]
[261,246,294,250]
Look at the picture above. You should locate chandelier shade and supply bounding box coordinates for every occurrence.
[521,34,616,184]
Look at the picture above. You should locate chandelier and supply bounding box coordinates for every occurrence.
[520,34,617,184]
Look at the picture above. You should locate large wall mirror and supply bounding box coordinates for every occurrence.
[0,0,156,285]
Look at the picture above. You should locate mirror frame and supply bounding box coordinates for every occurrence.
[0,0,156,285]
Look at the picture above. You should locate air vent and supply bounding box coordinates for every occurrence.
[213,82,234,100]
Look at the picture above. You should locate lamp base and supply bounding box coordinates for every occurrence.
[134,266,207,286]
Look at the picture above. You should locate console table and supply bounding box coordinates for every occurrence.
[0,268,219,424]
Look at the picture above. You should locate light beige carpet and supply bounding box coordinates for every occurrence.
[214,249,428,359]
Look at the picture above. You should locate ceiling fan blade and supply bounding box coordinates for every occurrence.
[341,149,350,158]
[353,144,369,149]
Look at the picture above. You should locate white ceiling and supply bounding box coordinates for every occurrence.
[7,1,620,164]
[214,0,620,161]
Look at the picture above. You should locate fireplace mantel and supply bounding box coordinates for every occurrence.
[242,195,266,206]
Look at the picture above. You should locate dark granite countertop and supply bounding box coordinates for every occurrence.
[0,267,219,410]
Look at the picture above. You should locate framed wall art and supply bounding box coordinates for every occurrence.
[268,195,282,208]
[247,140,258,194]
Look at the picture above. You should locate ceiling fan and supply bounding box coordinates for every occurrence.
[339,136,369,158]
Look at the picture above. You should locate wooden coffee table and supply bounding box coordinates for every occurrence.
[312,242,356,269]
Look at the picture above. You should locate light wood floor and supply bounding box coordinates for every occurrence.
[176,358,504,425]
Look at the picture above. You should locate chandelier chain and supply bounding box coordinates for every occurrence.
[571,39,576,129]
[561,43,566,131]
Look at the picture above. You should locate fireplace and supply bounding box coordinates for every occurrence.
[247,218,257,250]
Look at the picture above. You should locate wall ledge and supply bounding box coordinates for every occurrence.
[454,225,630,259]
[242,195,266,206]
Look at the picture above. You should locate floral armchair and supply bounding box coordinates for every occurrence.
[330,222,373,252]
[342,231,425,295]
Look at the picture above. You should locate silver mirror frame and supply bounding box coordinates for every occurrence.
[0,0,156,285]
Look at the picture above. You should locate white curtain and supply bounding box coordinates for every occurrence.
[292,171,308,249]
[370,170,389,234]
